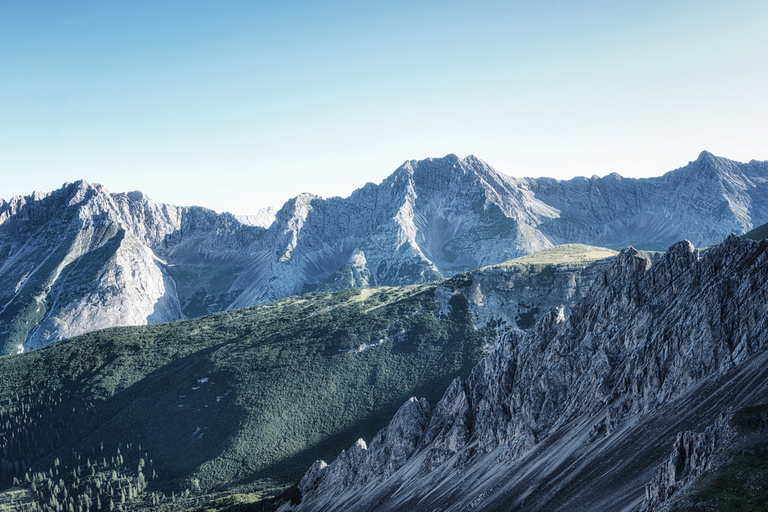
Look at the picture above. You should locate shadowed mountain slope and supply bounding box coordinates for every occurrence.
[742,220,768,241]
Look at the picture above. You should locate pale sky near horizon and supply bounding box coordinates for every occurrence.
[1,1,766,215]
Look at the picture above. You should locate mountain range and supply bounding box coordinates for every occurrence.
[2,151,767,355]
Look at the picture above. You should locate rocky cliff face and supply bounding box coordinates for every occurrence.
[638,416,736,512]
[440,244,619,333]
[528,151,768,250]
[0,181,263,353]
[289,234,768,512]
[2,151,767,353]
[638,403,768,511]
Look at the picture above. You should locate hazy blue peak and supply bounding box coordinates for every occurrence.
[695,150,720,170]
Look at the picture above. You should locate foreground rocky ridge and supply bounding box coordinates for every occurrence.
[639,403,768,511]
[291,234,768,512]
[2,150,767,353]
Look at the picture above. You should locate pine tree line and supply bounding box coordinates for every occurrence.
[12,442,161,512]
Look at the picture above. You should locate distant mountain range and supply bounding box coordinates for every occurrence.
[2,150,767,354]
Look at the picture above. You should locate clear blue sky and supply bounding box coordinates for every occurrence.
[1,1,766,215]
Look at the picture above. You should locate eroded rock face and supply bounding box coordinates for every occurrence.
[528,150,768,251]
[638,404,768,512]
[299,398,432,498]
[434,244,618,334]
[2,151,767,353]
[638,417,736,512]
[291,235,768,512]
[0,181,261,353]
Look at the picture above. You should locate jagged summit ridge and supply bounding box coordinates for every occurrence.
[291,234,768,511]
[2,151,768,353]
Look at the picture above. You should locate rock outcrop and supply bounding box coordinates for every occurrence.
[437,244,619,332]
[298,398,433,498]
[2,151,767,353]
[638,417,736,512]
[638,403,768,512]
[290,234,768,512]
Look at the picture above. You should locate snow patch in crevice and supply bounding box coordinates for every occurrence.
[191,425,205,439]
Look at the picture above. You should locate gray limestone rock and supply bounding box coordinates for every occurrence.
[638,403,768,512]
[0,180,262,353]
[638,416,737,512]
[289,234,768,512]
[298,397,432,502]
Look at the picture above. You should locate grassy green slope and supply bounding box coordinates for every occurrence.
[487,243,618,269]
[742,221,768,241]
[0,282,494,510]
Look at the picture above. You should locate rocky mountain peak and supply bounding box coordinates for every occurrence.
[124,189,151,202]
[274,192,320,220]
[64,179,105,207]
[688,150,741,179]
[389,154,482,188]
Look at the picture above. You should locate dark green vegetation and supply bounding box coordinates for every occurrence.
[742,221,768,241]
[685,447,768,511]
[0,282,495,511]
